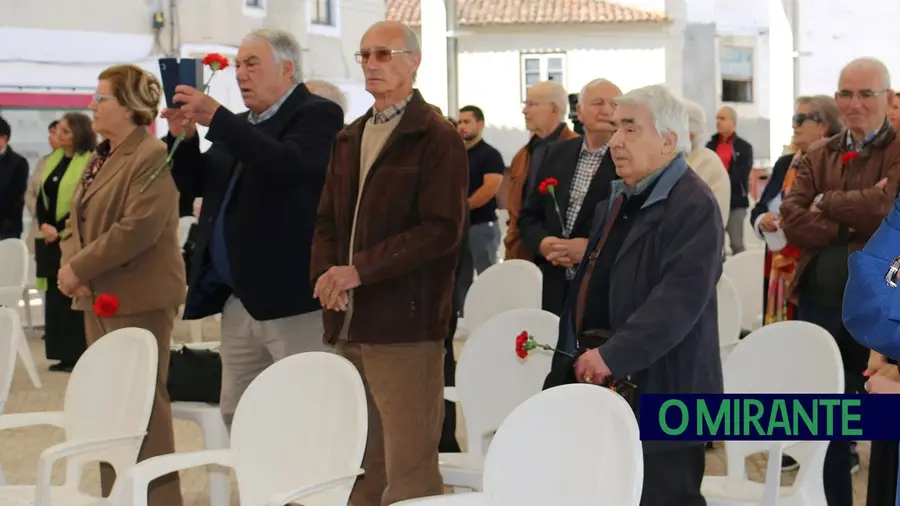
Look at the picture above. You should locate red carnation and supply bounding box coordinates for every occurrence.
[92,293,120,318]
[538,177,559,195]
[780,245,802,259]
[841,151,859,165]
[515,331,529,359]
[202,53,230,71]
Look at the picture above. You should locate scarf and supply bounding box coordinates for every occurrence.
[764,151,803,324]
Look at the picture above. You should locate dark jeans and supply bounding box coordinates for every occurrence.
[797,295,867,506]
[640,445,706,506]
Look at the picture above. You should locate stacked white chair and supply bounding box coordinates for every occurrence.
[125,352,368,506]
[393,384,644,506]
[0,308,24,485]
[702,321,844,505]
[0,238,41,388]
[723,249,765,332]
[0,328,158,506]
[440,308,558,491]
[453,260,542,341]
[717,274,743,363]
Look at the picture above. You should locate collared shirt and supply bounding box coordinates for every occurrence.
[247,84,298,125]
[845,119,889,152]
[609,162,667,205]
[372,93,413,124]
[564,141,608,280]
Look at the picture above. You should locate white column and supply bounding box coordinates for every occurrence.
[417,0,449,114]
[768,0,794,158]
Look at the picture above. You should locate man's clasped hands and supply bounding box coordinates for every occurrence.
[313,265,362,311]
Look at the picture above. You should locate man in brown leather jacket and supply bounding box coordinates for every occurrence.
[780,56,900,506]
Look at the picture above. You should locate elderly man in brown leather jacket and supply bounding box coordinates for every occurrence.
[311,21,467,506]
[780,56,900,506]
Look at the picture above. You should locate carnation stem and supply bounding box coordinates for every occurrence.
[534,342,575,358]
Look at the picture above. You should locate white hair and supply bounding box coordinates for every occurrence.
[682,99,707,151]
[244,29,304,83]
[306,79,347,113]
[578,78,616,105]
[840,56,891,89]
[530,81,568,121]
[613,85,692,156]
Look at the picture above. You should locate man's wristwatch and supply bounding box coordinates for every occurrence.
[812,193,825,209]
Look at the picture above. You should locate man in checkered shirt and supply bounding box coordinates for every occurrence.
[518,79,622,315]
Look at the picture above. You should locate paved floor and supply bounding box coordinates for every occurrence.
[0,317,871,505]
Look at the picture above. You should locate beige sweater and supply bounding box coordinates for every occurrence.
[340,112,404,339]
[686,146,731,227]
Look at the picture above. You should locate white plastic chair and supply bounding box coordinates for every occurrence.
[125,352,367,506]
[0,327,158,506]
[393,384,644,506]
[0,308,23,486]
[702,321,843,506]
[0,238,42,388]
[723,249,765,332]
[169,341,229,506]
[717,274,743,363]
[455,260,542,340]
[441,309,558,491]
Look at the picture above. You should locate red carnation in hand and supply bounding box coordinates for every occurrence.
[202,53,230,71]
[92,293,120,318]
[515,331,529,359]
[841,151,859,165]
[780,245,802,259]
[538,177,559,195]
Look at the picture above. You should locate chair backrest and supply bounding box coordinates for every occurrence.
[231,352,367,506]
[62,328,159,489]
[456,308,558,455]
[484,384,643,506]
[177,216,195,248]
[717,274,743,360]
[0,308,21,413]
[462,259,542,332]
[723,249,764,330]
[0,238,28,289]
[721,320,843,481]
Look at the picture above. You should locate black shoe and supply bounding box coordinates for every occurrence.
[705,441,715,450]
[781,455,799,472]
[48,361,74,372]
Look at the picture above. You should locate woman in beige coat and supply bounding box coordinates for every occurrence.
[58,64,185,506]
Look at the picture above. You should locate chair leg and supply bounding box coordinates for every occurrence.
[17,330,41,388]
[21,288,33,333]
[201,410,231,506]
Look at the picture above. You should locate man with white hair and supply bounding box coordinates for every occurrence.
[306,79,348,118]
[504,80,579,260]
[162,28,344,429]
[518,78,621,316]
[547,84,723,506]
[683,100,730,226]
[781,56,900,506]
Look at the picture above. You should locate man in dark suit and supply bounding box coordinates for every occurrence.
[161,28,344,429]
[557,85,723,506]
[518,78,621,315]
[707,106,754,255]
[0,116,29,240]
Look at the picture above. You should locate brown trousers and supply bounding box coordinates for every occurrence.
[336,339,445,506]
[84,307,182,506]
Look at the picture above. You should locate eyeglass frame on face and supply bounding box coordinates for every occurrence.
[835,89,889,101]
[92,94,117,105]
[355,48,412,64]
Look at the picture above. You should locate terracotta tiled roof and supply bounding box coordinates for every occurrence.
[385,0,667,26]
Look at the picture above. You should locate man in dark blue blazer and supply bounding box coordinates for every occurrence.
[162,29,344,428]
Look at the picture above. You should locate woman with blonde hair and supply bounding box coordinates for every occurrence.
[35,112,95,372]
[58,64,185,506]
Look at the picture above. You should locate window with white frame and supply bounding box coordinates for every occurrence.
[520,53,566,101]
[720,46,753,103]
[311,0,334,25]
[243,0,265,16]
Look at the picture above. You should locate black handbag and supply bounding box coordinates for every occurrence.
[167,346,222,403]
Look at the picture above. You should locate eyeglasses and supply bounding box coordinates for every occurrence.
[355,49,412,64]
[92,94,117,104]
[792,112,821,127]
[835,89,888,101]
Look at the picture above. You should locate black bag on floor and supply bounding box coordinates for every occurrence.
[167,346,222,403]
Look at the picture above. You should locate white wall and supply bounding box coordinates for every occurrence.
[448,24,674,163]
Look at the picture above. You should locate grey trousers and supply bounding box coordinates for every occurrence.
[218,296,332,428]
[468,221,500,274]
[727,208,747,255]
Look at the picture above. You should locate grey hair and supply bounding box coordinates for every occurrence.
[244,29,304,83]
[306,79,347,113]
[613,85,692,156]
[531,81,568,121]
[795,94,843,136]
[578,78,616,104]
[682,99,707,151]
[840,57,891,89]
